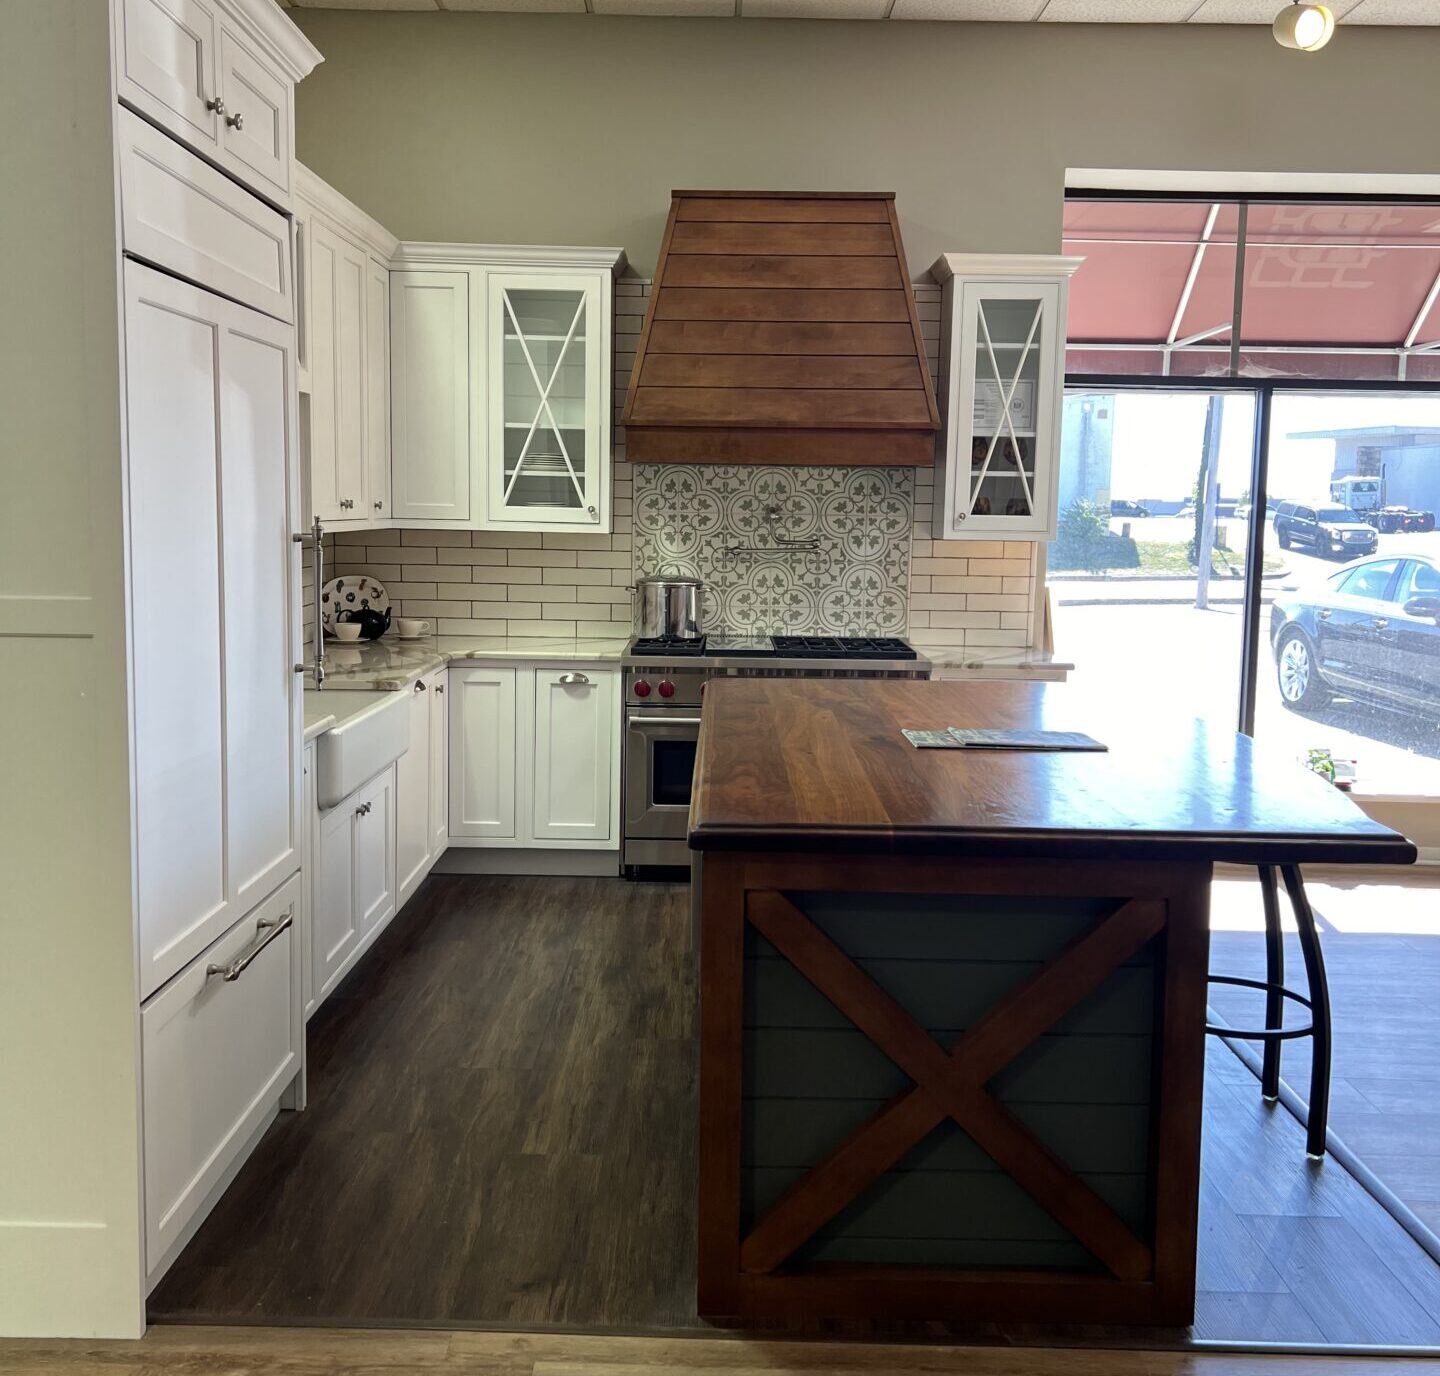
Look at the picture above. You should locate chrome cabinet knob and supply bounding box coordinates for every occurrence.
[374,500,384,511]
[206,96,226,115]
[225,110,245,131]
[339,498,355,511]
[586,505,597,518]
[415,679,427,693]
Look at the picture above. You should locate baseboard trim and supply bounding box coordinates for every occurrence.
[432,848,620,878]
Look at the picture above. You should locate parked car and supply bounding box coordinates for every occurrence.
[1273,501,1379,560]
[1110,499,1151,518]
[1270,554,1440,717]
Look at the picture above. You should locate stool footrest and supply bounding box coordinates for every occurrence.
[1205,974,1316,1041]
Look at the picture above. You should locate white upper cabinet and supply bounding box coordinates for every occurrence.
[125,261,300,1000]
[931,254,1081,542]
[295,166,401,530]
[390,270,472,523]
[487,272,605,530]
[390,246,624,532]
[114,0,319,210]
[216,25,291,204]
[307,219,367,523]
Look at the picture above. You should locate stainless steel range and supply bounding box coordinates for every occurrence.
[622,634,931,872]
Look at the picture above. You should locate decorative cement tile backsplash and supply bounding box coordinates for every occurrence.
[633,464,912,636]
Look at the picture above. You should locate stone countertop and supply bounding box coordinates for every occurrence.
[913,639,1075,673]
[307,632,631,694]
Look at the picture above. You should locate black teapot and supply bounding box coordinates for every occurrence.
[339,606,392,641]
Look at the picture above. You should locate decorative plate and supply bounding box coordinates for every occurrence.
[321,575,390,637]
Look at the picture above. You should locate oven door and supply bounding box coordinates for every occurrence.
[624,710,702,841]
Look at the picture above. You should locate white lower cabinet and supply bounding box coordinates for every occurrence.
[449,666,519,839]
[531,667,616,843]
[450,663,618,849]
[141,872,302,1284]
[430,675,450,857]
[311,763,396,1010]
[396,677,435,906]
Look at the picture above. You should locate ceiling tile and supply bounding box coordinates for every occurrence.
[289,0,438,8]
[1342,0,1440,22]
[595,0,733,11]
[1038,0,1200,18]
[743,0,889,13]
[441,0,586,9]
[1186,0,1282,21]
[890,0,1044,17]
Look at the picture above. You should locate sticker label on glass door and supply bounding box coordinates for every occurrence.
[974,379,1035,433]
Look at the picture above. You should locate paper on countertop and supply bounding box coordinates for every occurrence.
[903,727,1107,752]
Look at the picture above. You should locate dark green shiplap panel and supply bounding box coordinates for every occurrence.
[743,1099,1154,1175]
[743,1029,1153,1103]
[744,1161,1148,1239]
[738,890,1160,1268]
[744,957,1155,1037]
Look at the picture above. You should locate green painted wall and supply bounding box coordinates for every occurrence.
[291,11,1440,277]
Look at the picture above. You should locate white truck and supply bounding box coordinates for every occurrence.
[1330,474,1435,533]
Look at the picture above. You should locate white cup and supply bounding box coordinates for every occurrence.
[333,621,363,642]
[396,617,432,639]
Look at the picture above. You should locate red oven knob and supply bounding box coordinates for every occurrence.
[633,679,651,698]
[658,680,675,699]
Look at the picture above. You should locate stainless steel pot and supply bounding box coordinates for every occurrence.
[632,572,704,639]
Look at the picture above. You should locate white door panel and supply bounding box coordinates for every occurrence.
[448,667,516,838]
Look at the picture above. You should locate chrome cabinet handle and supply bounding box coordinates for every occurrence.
[206,907,293,983]
[374,500,384,511]
[206,96,226,115]
[355,800,372,817]
[339,498,355,511]
[558,672,591,686]
[435,683,445,694]
[587,505,597,518]
[225,110,245,131]
[415,679,428,693]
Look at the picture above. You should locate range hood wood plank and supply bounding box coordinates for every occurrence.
[662,255,903,290]
[629,427,935,466]
[674,196,893,224]
[653,288,910,323]
[630,386,935,427]
[623,190,939,465]
[670,222,896,256]
[639,354,925,390]
[646,321,920,356]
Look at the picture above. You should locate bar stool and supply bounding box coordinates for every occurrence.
[1206,864,1333,1159]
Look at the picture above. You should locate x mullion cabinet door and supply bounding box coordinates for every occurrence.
[485,271,607,532]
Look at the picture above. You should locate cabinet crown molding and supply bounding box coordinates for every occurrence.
[931,253,1084,283]
[392,242,627,275]
[218,0,323,82]
[296,164,401,261]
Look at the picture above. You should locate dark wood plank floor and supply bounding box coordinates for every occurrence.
[151,872,1440,1347]
[1209,868,1440,1240]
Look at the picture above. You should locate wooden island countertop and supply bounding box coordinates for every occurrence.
[687,678,1415,1329]
[689,678,1416,866]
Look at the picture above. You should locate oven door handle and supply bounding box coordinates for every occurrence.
[628,714,704,727]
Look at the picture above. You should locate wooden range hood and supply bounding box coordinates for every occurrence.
[622,191,940,465]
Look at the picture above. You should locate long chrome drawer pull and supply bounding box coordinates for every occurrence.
[629,715,703,726]
[206,906,294,984]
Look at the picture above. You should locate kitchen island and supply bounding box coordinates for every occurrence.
[689,678,1415,1328]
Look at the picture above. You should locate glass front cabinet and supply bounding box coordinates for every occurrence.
[931,255,1081,541]
[388,247,624,534]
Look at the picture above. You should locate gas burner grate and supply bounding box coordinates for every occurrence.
[770,636,847,658]
[836,637,919,661]
[631,635,707,657]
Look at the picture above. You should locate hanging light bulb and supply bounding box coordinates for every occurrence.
[1273,1,1335,51]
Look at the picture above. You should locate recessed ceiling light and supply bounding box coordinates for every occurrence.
[1273,1,1335,51]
